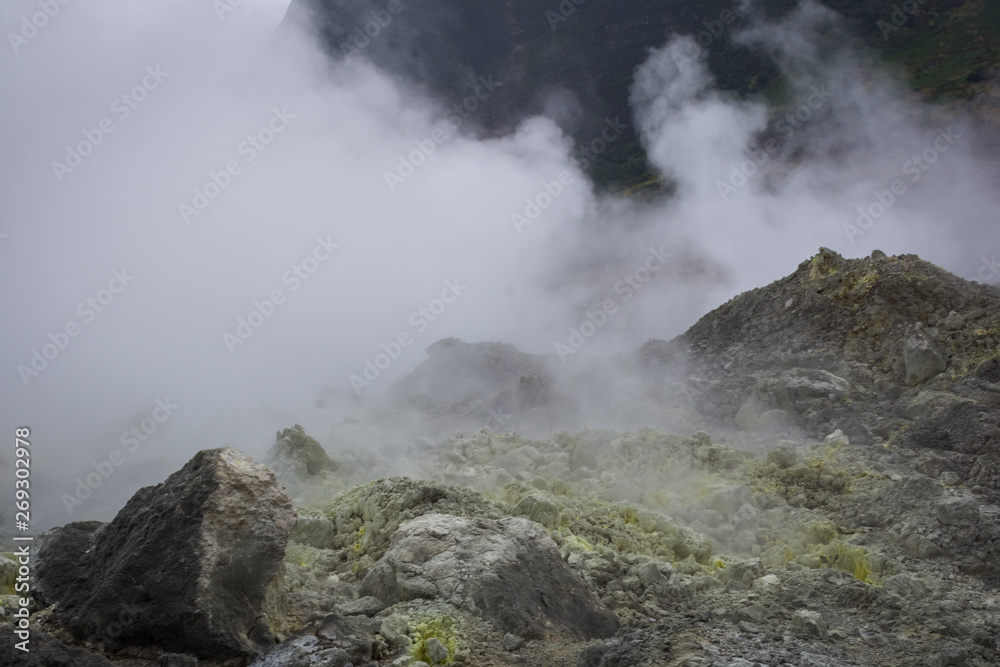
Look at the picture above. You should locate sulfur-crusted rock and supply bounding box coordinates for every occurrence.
[40,448,297,664]
[511,494,561,530]
[267,424,335,482]
[360,513,619,640]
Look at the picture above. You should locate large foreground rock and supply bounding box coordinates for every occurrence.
[38,448,296,665]
[360,512,619,640]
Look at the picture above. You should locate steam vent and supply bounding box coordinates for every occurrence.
[4,0,1000,665]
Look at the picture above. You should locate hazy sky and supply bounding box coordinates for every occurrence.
[1,0,996,529]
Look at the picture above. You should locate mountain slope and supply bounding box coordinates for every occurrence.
[283,0,1000,191]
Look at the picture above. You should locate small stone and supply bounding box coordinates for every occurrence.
[424,637,449,665]
[934,645,969,666]
[823,429,850,447]
[502,633,525,651]
[739,604,769,623]
[794,554,822,569]
[511,496,560,530]
[884,573,929,599]
[901,532,943,559]
[793,610,827,637]
[934,497,980,526]
[753,574,781,593]
[940,311,965,331]
[903,335,947,386]
[634,561,670,587]
[939,471,960,486]
[738,621,761,634]
[339,596,386,617]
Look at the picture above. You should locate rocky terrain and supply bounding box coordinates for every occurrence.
[2,248,999,667]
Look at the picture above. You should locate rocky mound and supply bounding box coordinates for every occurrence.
[630,249,1000,504]
[266,423,338,499]
[384,338,545,412]
[676,248,999,381]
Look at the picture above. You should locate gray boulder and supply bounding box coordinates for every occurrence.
[40,448,297,663]
[903,335,947,386]
[935,497,980,527]
[778,368,850,400]
[360,513,619,640]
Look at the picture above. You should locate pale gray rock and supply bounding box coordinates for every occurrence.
[793,610,827,637]
[360,513,618,640]
[903,335,947,386]
[935,497,980,527]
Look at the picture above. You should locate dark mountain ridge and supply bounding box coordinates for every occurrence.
[282,0,1000,191]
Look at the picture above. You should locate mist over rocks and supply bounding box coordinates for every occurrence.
[7,249,1000,667]
[34,448,296,664]
[4,0,1000,662]
[384,338,545,413]
[8,247,1000,666]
